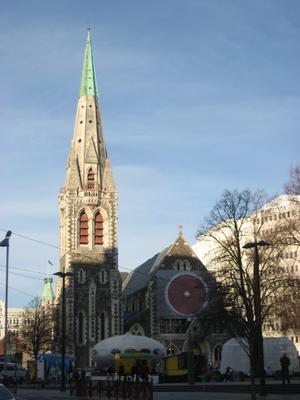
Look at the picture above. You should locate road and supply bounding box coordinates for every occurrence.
[13,388,300,400]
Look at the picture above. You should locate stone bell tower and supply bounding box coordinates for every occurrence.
[57,31,122,368]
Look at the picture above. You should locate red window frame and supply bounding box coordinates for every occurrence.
[94,212,104,245]
[79,212,89,244]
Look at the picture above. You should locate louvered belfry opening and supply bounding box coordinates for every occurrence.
[87,168,95,189]
[94,212,104,245]
[79,212,89,244]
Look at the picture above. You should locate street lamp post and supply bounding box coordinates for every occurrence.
[53,271,73,392]
[0,231,12,376]
[187,322,195,385]
[243,240,270,397]
[184,282,208,385]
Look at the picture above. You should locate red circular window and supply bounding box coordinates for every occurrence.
[165,273,207,316]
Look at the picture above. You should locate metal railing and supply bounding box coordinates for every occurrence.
[70,379,153,399]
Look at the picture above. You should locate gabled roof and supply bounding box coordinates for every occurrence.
[122,231,207,297]
[149,231,202,273]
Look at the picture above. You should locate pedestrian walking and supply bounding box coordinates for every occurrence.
[280,353,290,385]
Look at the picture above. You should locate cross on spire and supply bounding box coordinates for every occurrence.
[178,224,183,237]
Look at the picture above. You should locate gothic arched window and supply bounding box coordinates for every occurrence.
[214,344,222,363]
[94,212,104,245]
[79,212,89,244]
[100,313,105,340]
[78,312,84,343]
[77,268,86,284]
[87,168,95,189]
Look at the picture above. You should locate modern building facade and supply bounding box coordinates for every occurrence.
[0,301,25,340]
[57,32,122,368]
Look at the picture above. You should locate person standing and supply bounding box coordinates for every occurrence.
[280,353,290,385]
[118,364,125,381]
[131,364,137,382]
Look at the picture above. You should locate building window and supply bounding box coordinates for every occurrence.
[167,344,177,355]
[94,212,104,245]
[99,270,107,284]
[130,323,145,336]
[214,344,222,363]
[78,312,84,343]
[77,268,86,284]
[112,280,119,293]
[100,313,105,340]
[173,259,191,271]
[79,212,89,244]
[87,168,95,189]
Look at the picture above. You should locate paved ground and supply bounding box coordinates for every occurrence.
[12,388,300,400]
[7,379,300,400]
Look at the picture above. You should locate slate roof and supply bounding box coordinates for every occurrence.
[122,253,160,297]
[123,253,163,296]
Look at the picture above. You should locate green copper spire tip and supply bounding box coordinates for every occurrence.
[80,30,98,97]
[41,277,55,300]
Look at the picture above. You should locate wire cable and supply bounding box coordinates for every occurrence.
[0,266,44,281]
[0,282,36,299]
[0,228,59,249]
[0,263,47,277]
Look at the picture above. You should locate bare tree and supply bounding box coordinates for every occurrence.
[197,189,295,384]
[19,297,54,379]
[284,164,300,196]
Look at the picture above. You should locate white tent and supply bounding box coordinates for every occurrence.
[220,337,299,374]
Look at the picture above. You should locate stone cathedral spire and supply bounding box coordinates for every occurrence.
[57,32,122,368]
[65,30,116,197]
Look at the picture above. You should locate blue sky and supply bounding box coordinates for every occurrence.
[0,0,299,306]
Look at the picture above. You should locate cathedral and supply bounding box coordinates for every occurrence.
[55,32,227,370]
[56,31,122,368]
[55,32,300,371]
[122,229,227,367]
